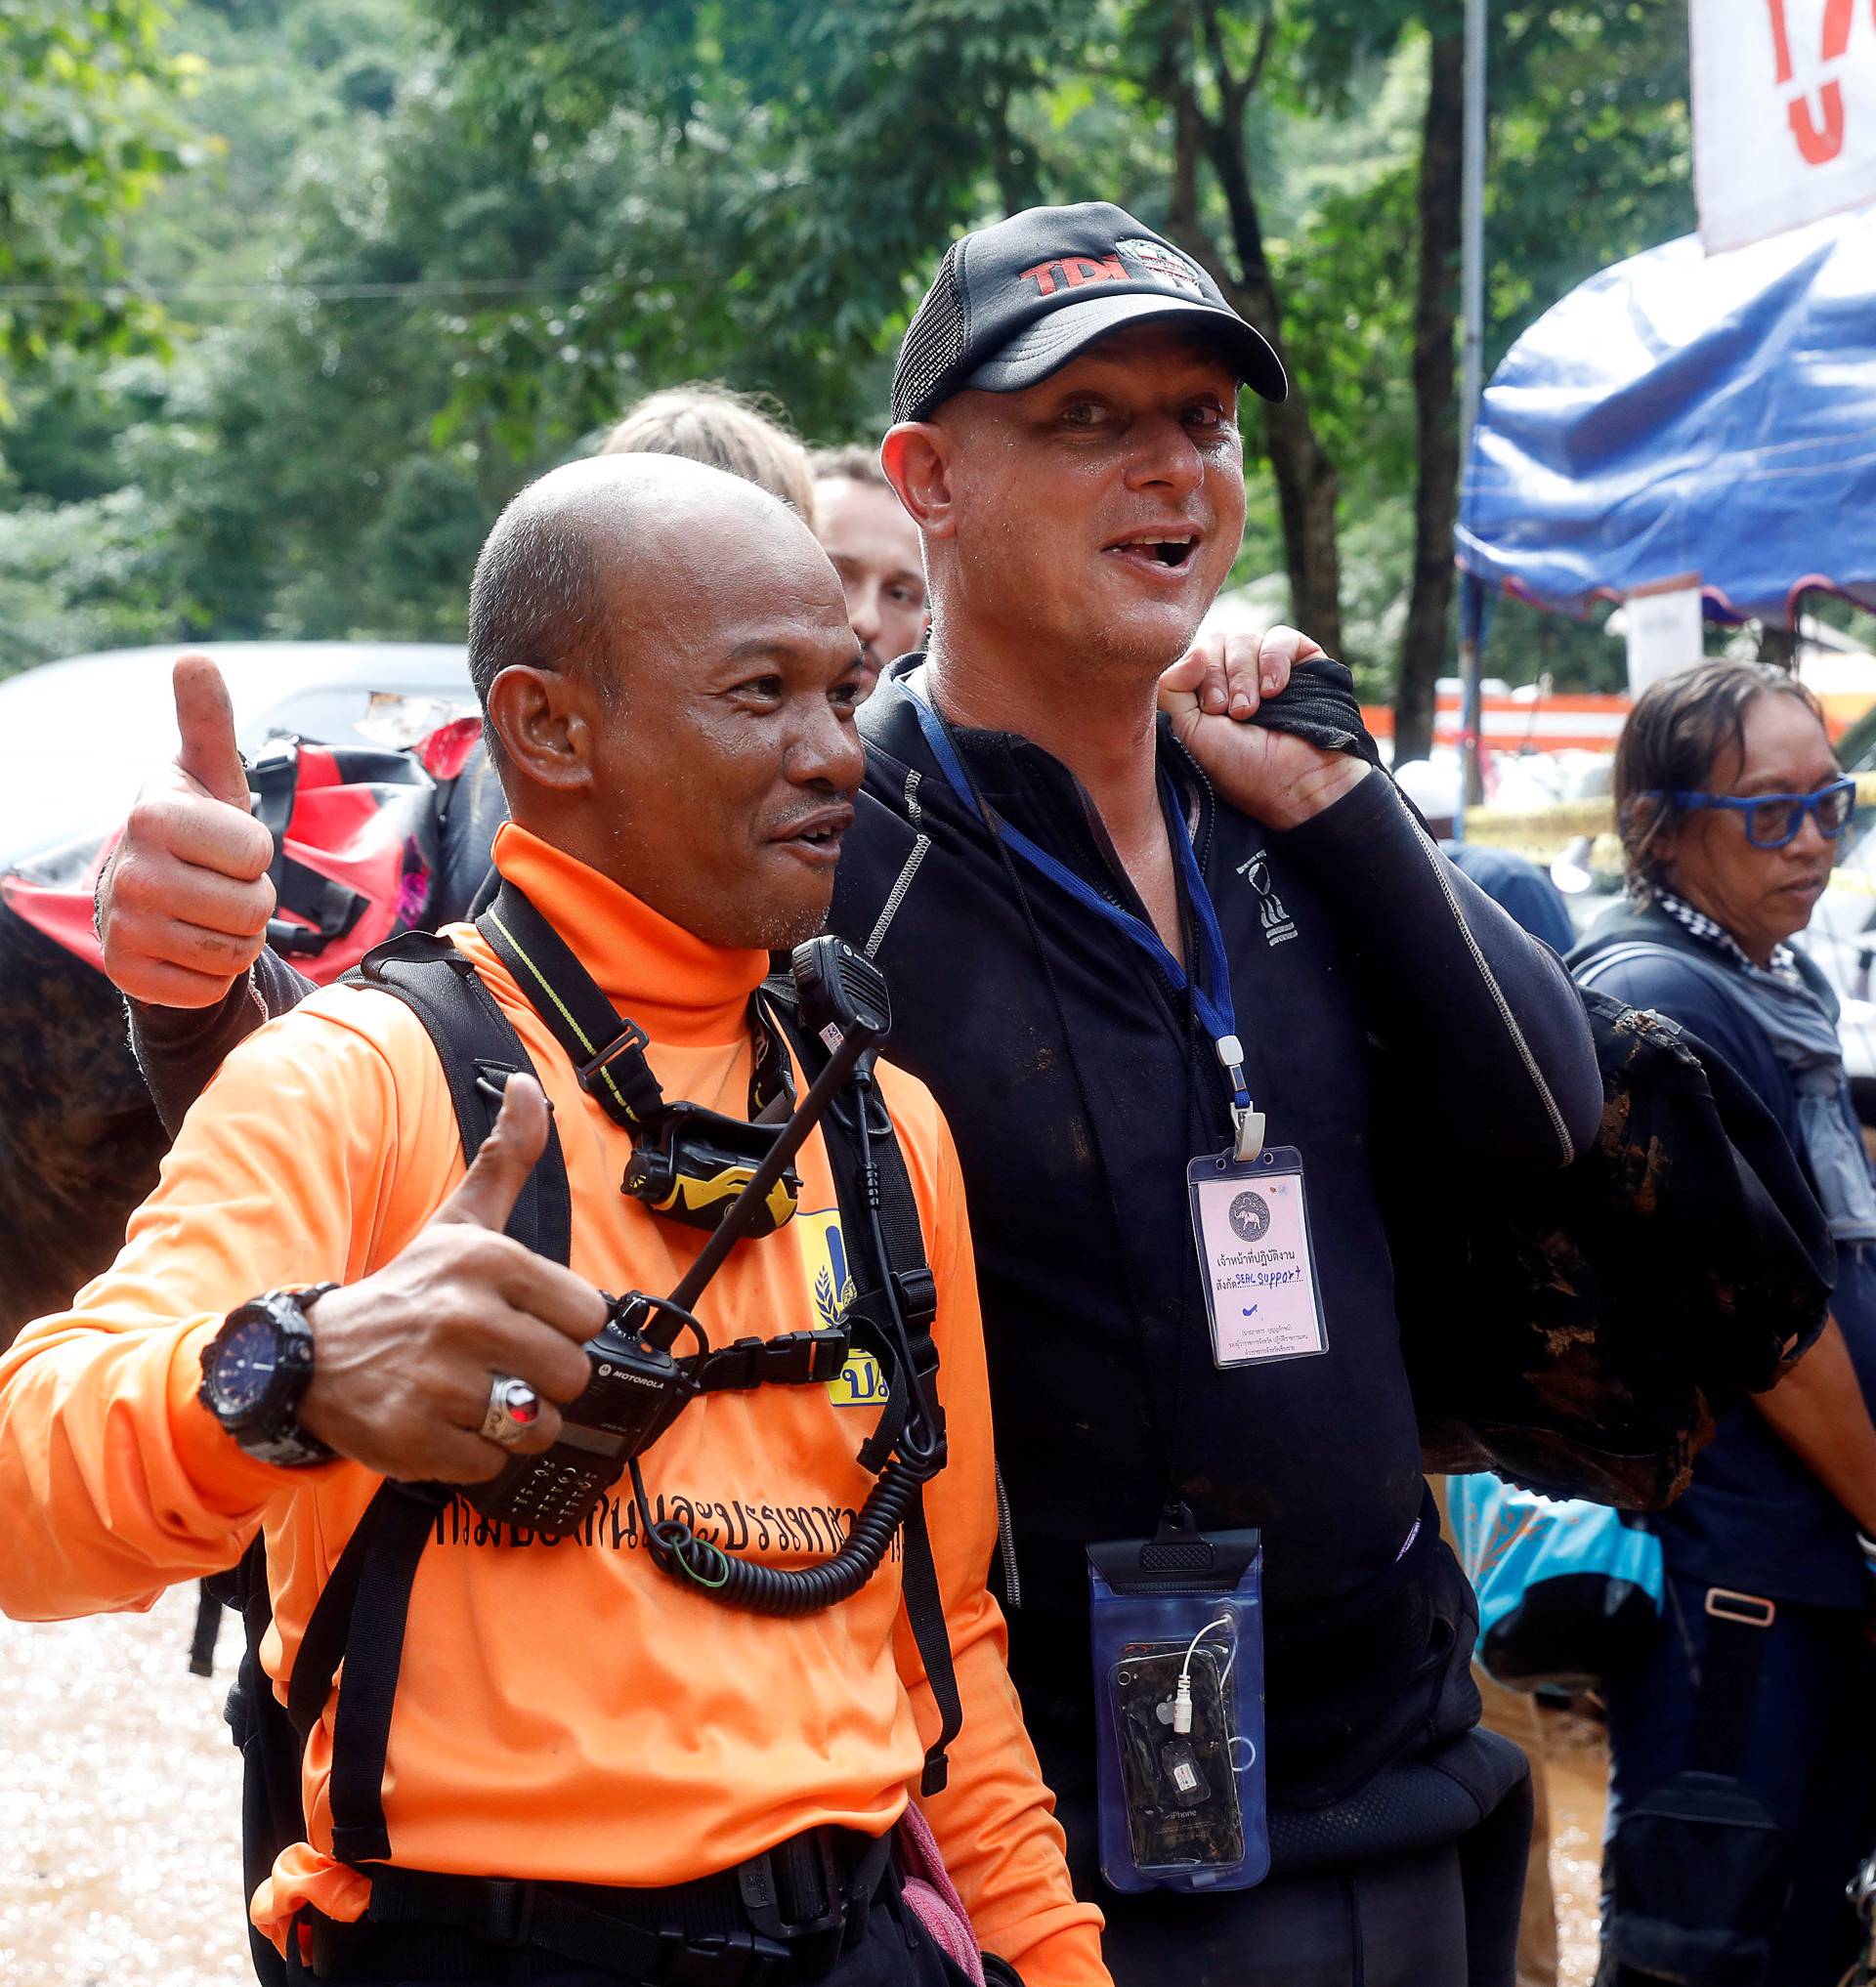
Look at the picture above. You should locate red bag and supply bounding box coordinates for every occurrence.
[1,720,481,987]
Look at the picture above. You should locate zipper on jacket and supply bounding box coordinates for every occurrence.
[995,1464,1022,1608]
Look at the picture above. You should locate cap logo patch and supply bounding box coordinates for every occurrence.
[1016,254,1129,298]
[1116,237,1206,296]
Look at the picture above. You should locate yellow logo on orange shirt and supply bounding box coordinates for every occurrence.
[794,1205,856,1328]
[829,1350,889,1408]
[794,1205,882,1405]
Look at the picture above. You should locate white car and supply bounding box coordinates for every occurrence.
[0,641,473,866]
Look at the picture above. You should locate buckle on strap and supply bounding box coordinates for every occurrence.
[576,1019,655,1105]
[803,1330,850,1384]
[665,1926,791,1987]
[762,1328,848,1386]
[737,1830,846,1944]
[705,1336,764,1391]
[693,1330,850,1393]
[1705,1586,1777,1628]
[892,1266,938,1332]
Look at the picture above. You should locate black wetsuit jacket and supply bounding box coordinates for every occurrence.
[131,656,1600,1814]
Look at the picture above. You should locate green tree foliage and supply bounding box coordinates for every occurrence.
[0,0,1699,698]
[0,1,200,407]
[409,0,1696,683]
[414,0,1368,649]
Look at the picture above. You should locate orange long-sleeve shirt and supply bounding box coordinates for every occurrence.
[0,823,1108,1987]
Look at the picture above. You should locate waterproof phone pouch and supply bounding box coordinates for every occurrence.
[1088,1514,1268,1895]
[1186,1144,1327,1368]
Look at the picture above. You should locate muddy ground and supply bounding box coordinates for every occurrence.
[0,1587,1613,1984]
[1544,1707,1611,1987]
[0,1586,249,1986]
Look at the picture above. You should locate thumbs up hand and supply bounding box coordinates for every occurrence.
[296,1076,608,1483]
[173,652,258,810]
[97,655,280,1008]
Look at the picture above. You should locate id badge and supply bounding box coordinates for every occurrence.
[1186,1144,1328,1369]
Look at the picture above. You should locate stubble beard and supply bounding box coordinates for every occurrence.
[709,894,831,955]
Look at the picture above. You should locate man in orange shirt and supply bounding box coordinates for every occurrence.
[0,454,1108,1987]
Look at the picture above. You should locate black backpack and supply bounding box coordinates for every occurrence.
[1388,987,1835,1509]
[204,929,959,1986]
[1596,1601,1792,1987]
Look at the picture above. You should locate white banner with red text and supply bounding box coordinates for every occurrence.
[1692,0,1876,252]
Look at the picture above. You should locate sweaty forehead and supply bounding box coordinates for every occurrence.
[599,499,849,657]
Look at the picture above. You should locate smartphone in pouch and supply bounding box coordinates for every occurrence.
[1088,1520,1266,1893]
[1110,1641,1246,1872]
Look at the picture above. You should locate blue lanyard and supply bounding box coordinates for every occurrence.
[905,676,1262,1156]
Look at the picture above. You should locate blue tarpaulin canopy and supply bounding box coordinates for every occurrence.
[1456,209,1876,626]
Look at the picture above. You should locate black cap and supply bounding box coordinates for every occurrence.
[891,200,1287,426]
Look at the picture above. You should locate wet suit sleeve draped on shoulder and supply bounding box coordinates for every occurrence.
[1257,657,1602,1165]
[129,948,319,1138]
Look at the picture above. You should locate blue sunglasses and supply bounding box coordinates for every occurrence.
[1646,777,1857,850]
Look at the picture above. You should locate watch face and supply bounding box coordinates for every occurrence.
[211,1314,280,1417]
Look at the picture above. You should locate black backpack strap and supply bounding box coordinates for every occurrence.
[1691,1588,1776,1778]
[269,862,370,958]
[286,1489,388,1740]
[189,1579,225,1676]
[260,934,578,1873]
[897,1492,961,1797]
[323,1484,454,1864]
[214,1531,297,1987]
[769,980,959,1795]
[258,1480,452,1869]
[351,928,572,1264]
[857,1116,959,1797]
[846,1105,941,1477]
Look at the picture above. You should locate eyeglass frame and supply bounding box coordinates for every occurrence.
[1642,777,1858,851]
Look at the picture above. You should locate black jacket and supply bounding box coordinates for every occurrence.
[831,665,1599,1787]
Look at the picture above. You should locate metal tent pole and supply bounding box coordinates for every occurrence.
[1455,0,1488,829]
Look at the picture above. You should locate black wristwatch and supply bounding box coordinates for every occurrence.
[198,1285,340,1468]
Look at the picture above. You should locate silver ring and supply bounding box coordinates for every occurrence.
[480,1373,540,1449]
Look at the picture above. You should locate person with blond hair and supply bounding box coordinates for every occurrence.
[601,382,819,523]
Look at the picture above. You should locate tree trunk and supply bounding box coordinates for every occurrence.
[1393,30,1466,767]
[1177,2,1344,656]
[1199,198,1345,657]
[1259,383,1343,655]
[1758,618,1799,670]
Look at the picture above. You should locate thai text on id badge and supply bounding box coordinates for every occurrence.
[1186,1145,1328,1369]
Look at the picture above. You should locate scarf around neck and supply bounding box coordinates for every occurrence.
[1656,891,1876,1247]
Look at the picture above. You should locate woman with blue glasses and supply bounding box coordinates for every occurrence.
[1571,659,1876,1985]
